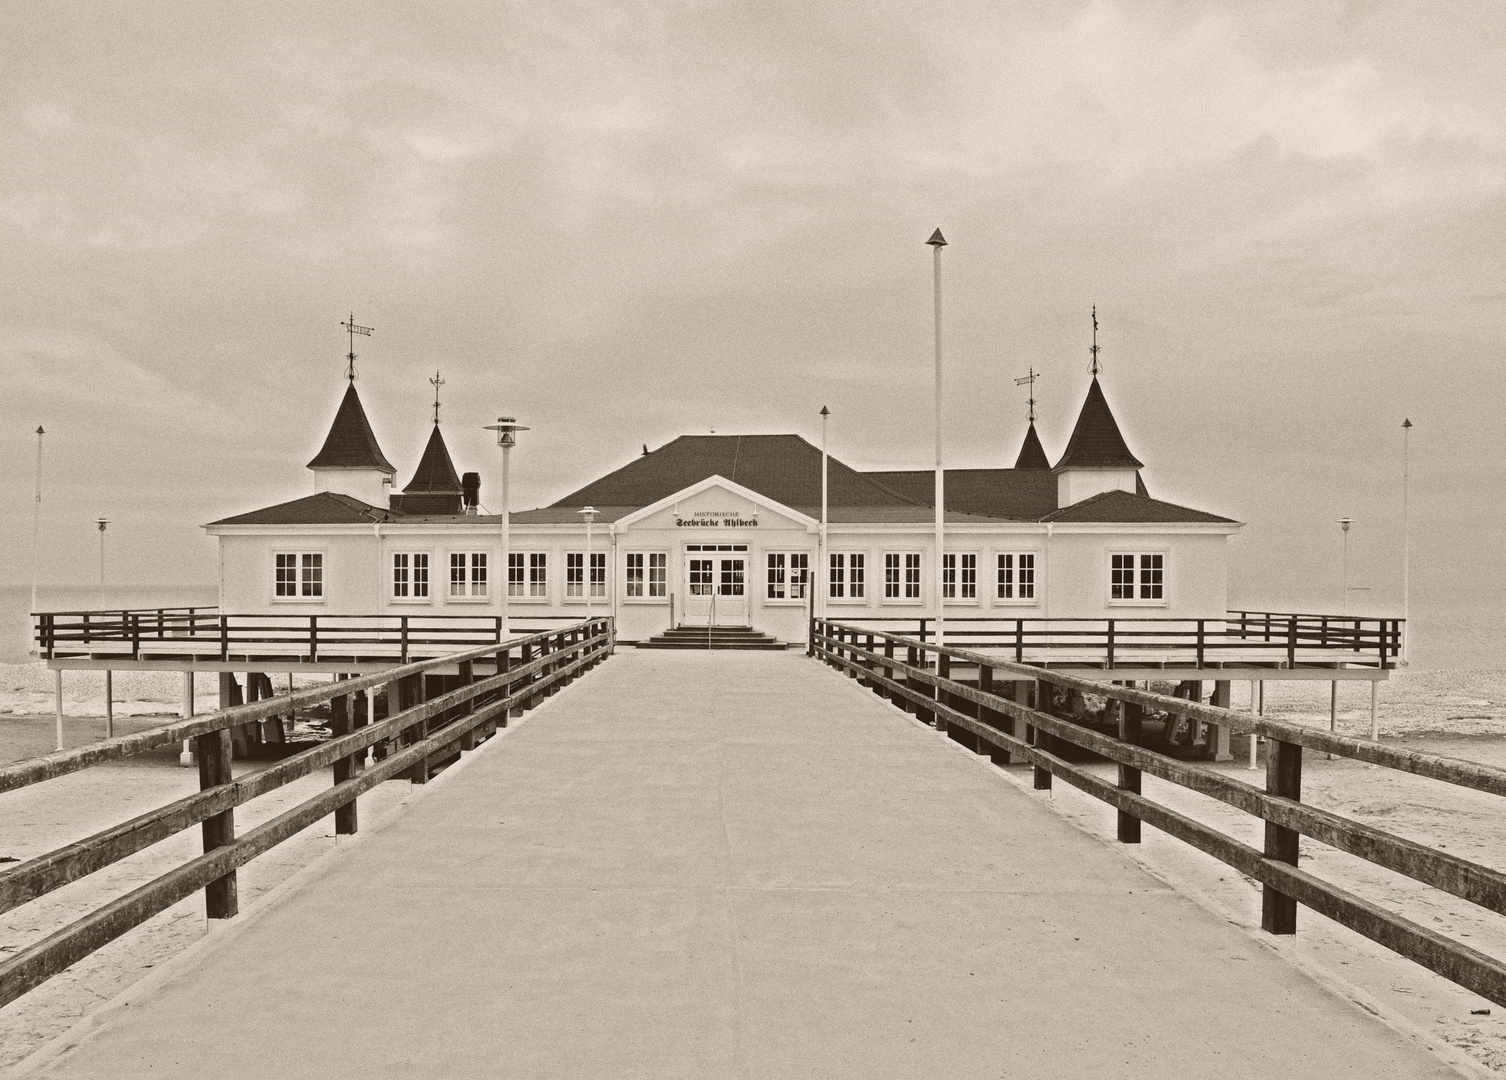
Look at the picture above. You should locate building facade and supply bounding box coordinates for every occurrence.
[206,375,1241,644]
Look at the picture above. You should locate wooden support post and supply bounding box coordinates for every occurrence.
[1207,680,1233,761]
[883,637,897,705]
[1117,702,1143,843]
[458,660,476,751]
[977,665,1010,764]
[53,668,64,753]
[1248,680,1259,770]
[195,725,238,918]
[180,670,195,767]
[1032,680,1052,791]
[332,686,358,834]
[410,674,431,784]
[1261,738,1302,934]
[935,651,950,734]
[903,644,919,717]
[104,669,113,740]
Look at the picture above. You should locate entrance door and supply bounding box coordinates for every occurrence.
[684,558,715,625]
[716,557,747,625]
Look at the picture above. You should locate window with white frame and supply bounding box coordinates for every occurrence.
[449,551,488,598]
[829,552,865,600]
[625,552,668,598]
[942,553,977,600]
[529,552,547,597]
[1111,553,1164,602]
[274,552,323,599]
[391,552,430,600]
[996,552,1036,600]
[566,552,607,598]
[508,552,525,597]
[766,552,809,600]
[884,552,922,600]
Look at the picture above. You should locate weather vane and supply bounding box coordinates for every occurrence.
[1089,305,1101,377]
[1013,366,1041,423]
[341,313,373,382]
[430,369,445,425]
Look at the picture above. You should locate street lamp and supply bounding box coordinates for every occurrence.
[483,417,530,637]
[578,506,598,619]
[1337,517,1353,616]
[819,406,829,620]
[95,518,110,610]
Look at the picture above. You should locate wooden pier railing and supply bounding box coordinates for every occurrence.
[0,617,614,1008]
[33,608,587,664]
[824,611,1402,670]
[813,617,1506,1007]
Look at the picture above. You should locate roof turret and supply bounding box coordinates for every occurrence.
[1053,378,1143,470]
[307,383,396,474]
[404,425,463,494]
[1014,422,1050,470]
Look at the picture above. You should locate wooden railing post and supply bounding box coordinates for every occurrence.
[1287,616,1297,668]
[400,616,410,664]
[934,650,951,734]
[903,643,920,717]
[1032,680,1053,791]
[1106,619,1115,669]
[219,615,229,662]
[332,687,358,834]
[194,726,238,918]
[977,664,1012,765]
[308,615,318,663]
[409,673,432,784]
[1015,619,1024,663]
[457,659,476,751]
[1117,698,1142,843]
[1261,738,1303,934]
[130,614,140,660]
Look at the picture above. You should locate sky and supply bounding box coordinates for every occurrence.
[2,1,1503,659]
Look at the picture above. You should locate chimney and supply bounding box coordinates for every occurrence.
[462,472,481,514]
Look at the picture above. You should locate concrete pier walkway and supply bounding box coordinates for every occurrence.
[24,651,1459,1078]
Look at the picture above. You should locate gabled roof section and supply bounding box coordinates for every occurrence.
[404,425,463,493]
[611,474,817,530]
[1014,423,1050,470]
[864,469,1059,521]
[207,491,390,527]
[307,383,395,474]
[547,435,920,511]
[1040,489,1236,524]
[1054,378,1143,470]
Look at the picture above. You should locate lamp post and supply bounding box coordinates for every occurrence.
[484,417,530,637]
[95,518,110,610]
[1337,517,1353,616]
[927,228,947,653]
[819,405,829,620]
[579,506,598,619]
[1402,418,1412,664]
[31,426,44,617]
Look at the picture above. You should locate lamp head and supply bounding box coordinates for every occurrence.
[578,505,598,524]
[1337,517,1353,533]
[484,416,530,448]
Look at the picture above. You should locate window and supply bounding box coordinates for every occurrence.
[1111,553,1164,602]
[392,552,429,600]
[567,552,607,599]
[529,553,547,597]
[689,558,714,595]
[450,552,488,599]
[767,552,809,600]
[942,553,976,600]
[508,552,525,597]
[626,553,668,598]
[828,553,866,600]
[884,553,921,600]
[274,553,322,599]
[997,552,1036,601]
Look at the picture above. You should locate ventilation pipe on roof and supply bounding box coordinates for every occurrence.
[462,472,480,515]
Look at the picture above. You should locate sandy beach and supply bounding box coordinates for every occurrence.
[4,662,1506,1072]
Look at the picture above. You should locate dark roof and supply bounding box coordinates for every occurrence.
[547,435,920,511]
[208,491,390,526]
[1054,378,1143,470]
[1014,423,1050,469]
[864,469,1059,521]
[404,425,463,493]
[1040,489,1235,524]
[306,384,396,474]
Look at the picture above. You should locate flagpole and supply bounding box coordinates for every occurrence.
[30,425,44,616]
[1402,418,1412,664]
[928,229,947,657]
[820,406,829,621]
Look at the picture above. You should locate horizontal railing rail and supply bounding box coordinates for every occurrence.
[33,610,592,663]
[813,617,1506,1007]
[0,617,615,1008]
[820,611,1402,668]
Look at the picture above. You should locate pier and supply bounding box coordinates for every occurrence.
[5,647,1464,1078]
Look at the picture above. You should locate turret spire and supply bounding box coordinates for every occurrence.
[341,313,373,383]
[1089,305,1101,377]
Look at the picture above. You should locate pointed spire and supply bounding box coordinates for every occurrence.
[926,228,947,247]
[1014,423,1051,469]
[1054,378,1144,470]
[404,425,463,494]
[1089,305,1101,377]
[307,383,396,473]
